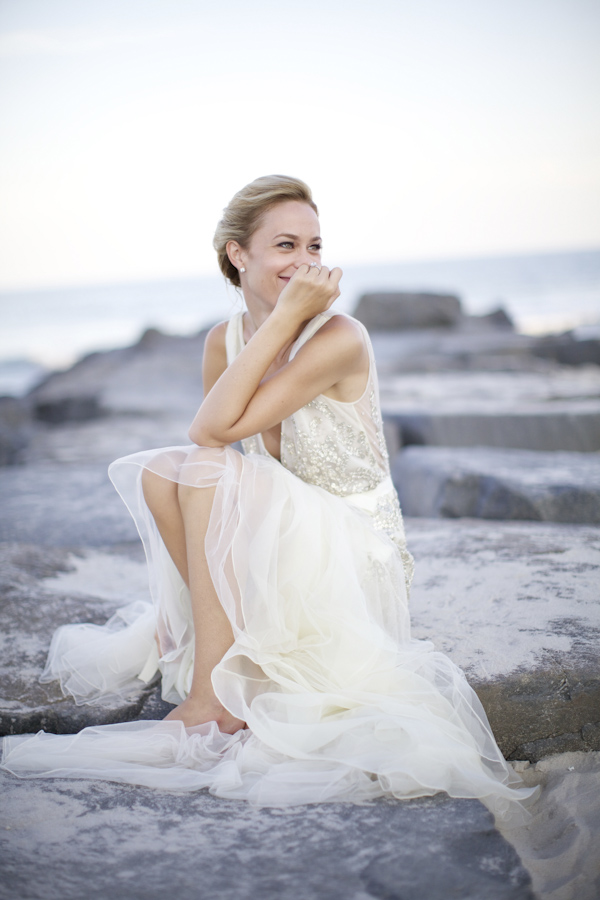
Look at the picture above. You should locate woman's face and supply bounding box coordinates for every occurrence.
[239,200,322,309]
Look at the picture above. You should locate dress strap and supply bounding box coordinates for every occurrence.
[289,313,332,360]
[225,312,245,365]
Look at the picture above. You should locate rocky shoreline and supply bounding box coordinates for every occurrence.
[1,291,599,899]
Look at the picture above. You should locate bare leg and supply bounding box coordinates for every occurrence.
[142,469,245,733]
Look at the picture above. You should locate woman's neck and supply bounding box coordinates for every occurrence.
[242,296,311,357]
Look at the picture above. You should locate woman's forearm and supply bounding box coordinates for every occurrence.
[189,307,301,445]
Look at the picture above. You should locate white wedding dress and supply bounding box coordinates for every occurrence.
[1,312,535,820]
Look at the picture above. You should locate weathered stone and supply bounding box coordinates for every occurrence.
[380,369,600,451]
[2,517,598,765]
[533,333,600,367]
[29,328,207,423]
[361,798,534,900]
[0,543,167,736]
[0,463,138,546]
[22,412,192,465]
[0,396,33,464]
[369,327,599,373]
[407,518,600,761]
[354,291,463,330]
[498,751,600,900]
[0,776,534,900]
[392,446,600,523]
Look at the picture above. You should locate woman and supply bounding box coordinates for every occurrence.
[2,176,534,819]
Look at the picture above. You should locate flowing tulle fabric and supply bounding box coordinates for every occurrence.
[1,443,536,822]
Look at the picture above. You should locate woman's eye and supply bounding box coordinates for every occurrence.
[278,242,293,249]
[310,244,322,252]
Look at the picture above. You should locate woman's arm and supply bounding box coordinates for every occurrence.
[190,265,364,447]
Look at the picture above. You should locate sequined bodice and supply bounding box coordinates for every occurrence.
[225,311,414,589]
[225,312,389,491]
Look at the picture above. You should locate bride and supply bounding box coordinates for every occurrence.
[1,175,535,819]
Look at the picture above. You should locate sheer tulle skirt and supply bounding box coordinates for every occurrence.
[1,445,536,821]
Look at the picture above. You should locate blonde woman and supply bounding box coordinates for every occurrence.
[2,176,535,820]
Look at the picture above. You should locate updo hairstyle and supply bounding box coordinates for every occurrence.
[213,175,318,288]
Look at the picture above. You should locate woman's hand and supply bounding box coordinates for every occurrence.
[275,263,343,324]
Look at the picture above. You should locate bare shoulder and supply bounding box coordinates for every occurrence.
[202,320,229,395]
[204,319,228,352]
[298,314,369,402]
[312,313,367,357]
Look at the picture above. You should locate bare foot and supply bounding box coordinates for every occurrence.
[164,695,245,734]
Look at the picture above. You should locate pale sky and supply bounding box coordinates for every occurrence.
[1,0,599,291]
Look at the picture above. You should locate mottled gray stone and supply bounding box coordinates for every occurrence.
[354,291,463,330]
[0,543,171,736]
[0,396,33,465]
[370,327,550,374]
[29,327,207,424]
[406,518,600,761]
[0,776,533,900]
[533,333,600,367]
[0,463,138,545]
[2,517,599,765]
[392,446,600,523]
[379,369,600,451]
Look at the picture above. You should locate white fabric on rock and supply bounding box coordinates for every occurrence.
[1,313,536,822]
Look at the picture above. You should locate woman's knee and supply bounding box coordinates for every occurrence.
[142,467,178,514]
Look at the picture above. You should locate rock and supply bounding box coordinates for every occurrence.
[533,333,600,367]
[500,751,600,900]
[22,412,192,465]
[0,396,33,464]
[354,291,463,330]
[0,775,534,900]
[0,543,170,736]
[29,328,208,424]
[465,306,515,332]
[2,516,598,765]
[392,446,600,523]
[0,464,138,546]
[406,518,600,761]
[370,328,563,374]
[380,369,600,451]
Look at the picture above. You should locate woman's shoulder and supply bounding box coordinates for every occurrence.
[301,312,369,360]
[204,318,231,347]
[202,320,230,390]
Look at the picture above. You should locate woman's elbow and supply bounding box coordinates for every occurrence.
[187,423,229,448]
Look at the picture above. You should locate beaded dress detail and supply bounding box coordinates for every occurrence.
[226,311,414,592]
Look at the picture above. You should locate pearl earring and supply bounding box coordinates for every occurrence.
[240,267,246,274]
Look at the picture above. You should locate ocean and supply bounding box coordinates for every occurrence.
[1,248,599,396]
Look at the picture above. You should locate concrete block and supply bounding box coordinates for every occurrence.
[406,518,600,760]
[354,292,462,330]
[0,775,533,900]
[392,446,600,523]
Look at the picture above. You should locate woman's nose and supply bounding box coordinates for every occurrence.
[295,250,319,268]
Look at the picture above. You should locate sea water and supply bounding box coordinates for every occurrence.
[1,248,598,396]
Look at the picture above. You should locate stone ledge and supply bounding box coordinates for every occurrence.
[0,776,534,900]
[392,446,600,523]
[406,518,600,760]
[2,525,599,768]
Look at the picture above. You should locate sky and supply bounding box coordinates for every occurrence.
[0,0,599,291]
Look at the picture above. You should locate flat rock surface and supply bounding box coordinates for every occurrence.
[2,517,598,766]
[0,464,138,546]
[0,775,533,900]
[0,543,172,736]
[393,446,600,523]
[406,518,600,760]
[380,369,600,451]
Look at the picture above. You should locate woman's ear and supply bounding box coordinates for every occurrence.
[226,240,245,273]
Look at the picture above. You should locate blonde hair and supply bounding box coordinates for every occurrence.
[213,175,318,287]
